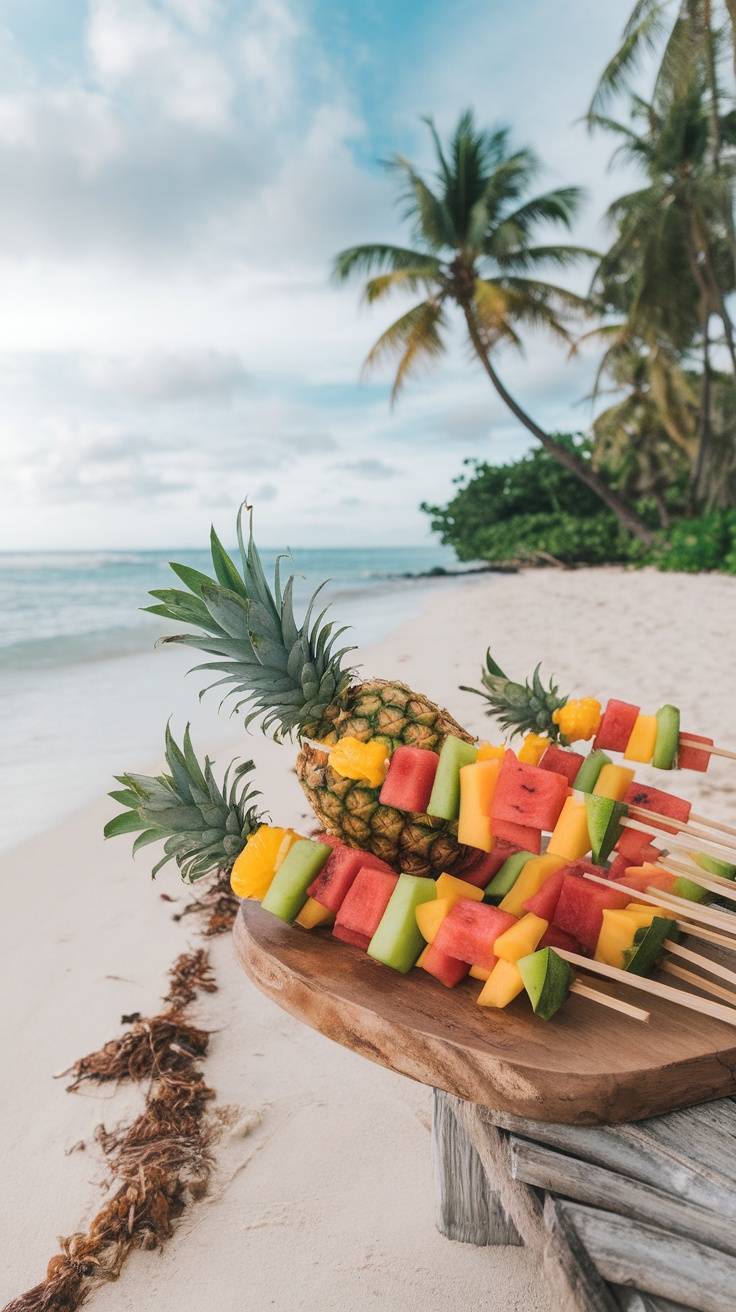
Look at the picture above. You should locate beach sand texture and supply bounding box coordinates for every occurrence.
[2,565,736,1311]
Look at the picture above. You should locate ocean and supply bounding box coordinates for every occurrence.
[0,544,465,855]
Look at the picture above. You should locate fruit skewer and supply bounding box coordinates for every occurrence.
[679,737,736,763]
[582,871,736,935]
[568,980,650,1021]
[556,949,736,1029]
[661,962,736,1006]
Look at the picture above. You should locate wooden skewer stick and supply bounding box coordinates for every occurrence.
[654,862,736,905]
[555,948,736,1028]
[679,736,736,763]
[625,807,736,853]
[570,979,650,1021]
[660,855,736,889]
[690,812,736,839]
[582,871,736,934]
[627,802,736,844]
[622,815,736,863]
[661,962,736,1007]
[663,939,736,990]
[675,921,736,952]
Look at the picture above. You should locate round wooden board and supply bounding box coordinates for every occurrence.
[233,902,736,1125]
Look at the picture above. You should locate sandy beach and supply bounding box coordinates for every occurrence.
[3,565,736,1311]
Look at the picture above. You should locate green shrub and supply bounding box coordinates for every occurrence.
[657,510,736,573]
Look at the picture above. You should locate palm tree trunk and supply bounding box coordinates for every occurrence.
[725,0,736,78]
[691,314,713,509]
[461,305,656,545]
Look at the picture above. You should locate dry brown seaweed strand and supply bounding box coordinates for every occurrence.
[171,872,241,937]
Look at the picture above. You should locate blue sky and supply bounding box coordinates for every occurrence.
[0,0,640,550]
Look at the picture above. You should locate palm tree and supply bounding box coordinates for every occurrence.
[333,111,655,544]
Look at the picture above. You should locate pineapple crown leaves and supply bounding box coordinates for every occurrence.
[460,649,569,741]
[104,722,264,882]
[144,502,357,741]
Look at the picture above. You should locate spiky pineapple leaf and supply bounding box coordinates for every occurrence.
[461,648,569,741]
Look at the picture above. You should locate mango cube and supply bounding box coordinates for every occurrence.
[477,742,505,763]
[493,913,549,963]
[477,959,525,1008]
[517,733,550,766]
[593,763,635,802]
[498,853,566,917]
[457,760,501,851]
[595,906,660,969]
[328,736,389,788]
[295,898,336,929]
[415,896,454,944]
[547,797,591,861]
[469,964,491,982]
[434,873,485,903]
[624,714,658,764]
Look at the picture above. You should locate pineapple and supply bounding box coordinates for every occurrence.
[105,724,263,880]
[144,505,475,877]
[462,650,569,742]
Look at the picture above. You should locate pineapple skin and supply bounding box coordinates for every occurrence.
[296,678,477,878]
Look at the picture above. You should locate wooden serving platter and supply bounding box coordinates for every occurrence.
[233,901,736,1125]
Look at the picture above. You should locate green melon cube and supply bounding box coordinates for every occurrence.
[623,916,678,975]
[652,704,680,770]
[585,794,627,863]
[261,839,332,923]
[573,750,611,794]
[483,851,536,902]
[426,735,478,820]
[517,947,574,1020]
[696,853,736,881]
[368,874,438,972]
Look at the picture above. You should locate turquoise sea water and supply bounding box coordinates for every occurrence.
[0,545,464,854]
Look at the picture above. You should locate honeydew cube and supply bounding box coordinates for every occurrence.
[261,839,333,923]
[547,798,591,861]
[426,736,479,820]
[457,760,501,851]
[517,948,574,1020]
[593,764,635,802]
[415,896,453,944]
[368,873,438,973]
[295,898,335,929]
[493,913,549,964]
[484,850,536,901]
[585,794,627,863]
[477,958,525,1008]
[624,714,659,764]
[573,749,611,794]
[498,854,567,918]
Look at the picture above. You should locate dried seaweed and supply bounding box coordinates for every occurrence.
[4,946,218,1312]
[172,870,241,937]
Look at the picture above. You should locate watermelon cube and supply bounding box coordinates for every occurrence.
[623,783,691,834]
[616,865,676,895]
[379,746,439,813]
[491,817,541,853]
[607,848,661,883]
[614,824,655,860]
[520,861,605,920]
[539,744,584,786]
[538,924,582,954]
[455,840,521,888]
[677,732,713,773]
[434,900,518,971]
[416,942,470,988]
[308,842,395,912]
[490,752,568,832]
[552,875,630,953]
[333,867,398,949]
[594,700,640,753]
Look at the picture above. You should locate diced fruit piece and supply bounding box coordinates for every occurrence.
[333,924,373,949]
[594,700,640,753]
[460,841,522,889]
[426,735,478,820]
[671,875,708,903]
[547,797,591,861]
[522,869,573,920]
[498,854,567,917]
[379,745,439,813]
[484,850,536,901]
[491,752,569,831]
[295,898,335,929]
[491,817,542,853]
[540,744,585,786]
[261,839,333,923]
[616,864,676,895]
[553,875,630,953]
[368,873,437,972]
[652,705,680,771]
[624,917,679,975]
[585,794,626,863]
[476,742,505,762]
[477,959,525,1008]
[308,843,395,913]
[328,736,388,788]
[469,964,491,981]
[624,714,658,764]
[678,732,712,773]
[435,873,485,903]
[517,948,574,1020]
[458,760,502,851]
[416,942,470,987]
[538,924,580,953]
[333,866,399,948]
[552,697,602,744]
[434,900,518,971]
[623,783,691,834]
[594,764,635,802]
[595,906,661,969]
[607,848,661,883]
[415,896,453,944]
[573,749,611,793]
[230,824,300,900]
[614,824,656,860]
[518,733,550,765]
[695,853,736,880]
[493,913,549,963]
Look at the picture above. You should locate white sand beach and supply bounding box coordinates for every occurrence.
[3,565,736,1311]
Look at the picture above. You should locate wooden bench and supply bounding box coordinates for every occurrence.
[234,902,736,1312]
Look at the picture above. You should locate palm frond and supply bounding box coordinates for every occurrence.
[361,299,447,403]
[333,245,437,283]
[588,0,669,115]
[385,157,454,249]
[364,265,442,304]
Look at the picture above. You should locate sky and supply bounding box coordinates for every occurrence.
[0,0,641,550]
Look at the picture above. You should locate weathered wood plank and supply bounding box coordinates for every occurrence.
[558,1201,736,1312]
[431,1089,521,1245]
[509,1136,736,1258]
[542,1197,624,1312]
[613,1291,695,1312]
